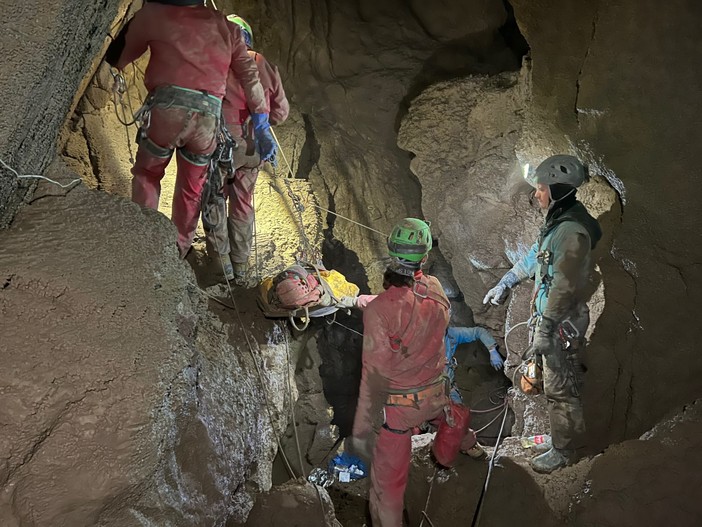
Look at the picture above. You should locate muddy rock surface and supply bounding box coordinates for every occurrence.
[232,480,340,527]
[400,399,702,526]
[570,399,702,527]
[0,175,292,526]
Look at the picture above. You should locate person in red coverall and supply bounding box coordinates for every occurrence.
[203,14,290,282]
[105,0,275,258]
[348,218,481,527]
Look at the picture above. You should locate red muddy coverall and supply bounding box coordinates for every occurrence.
[204,46,290,264]
[110,3,266,256]
[352,272,477,527]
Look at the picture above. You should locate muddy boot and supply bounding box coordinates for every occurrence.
[530,447,575,474]
[214,253,234,282]
[462,443,487,460]
[232,262,248,286]
[532,436,552,454]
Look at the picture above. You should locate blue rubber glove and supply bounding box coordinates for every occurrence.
[250,112,277,163]
[531,316,560,356]
[489,347,504,370]
[483,270,519,305]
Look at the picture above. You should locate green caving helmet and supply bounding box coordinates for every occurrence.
[227,14,253,48]
[387,218,433,263]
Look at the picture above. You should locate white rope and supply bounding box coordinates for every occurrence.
[504,320,530,361]
[309,202,389,238]
[328,319,364,337]
[0,156,81,190]
[471,403,510,527]
[282,327,307,477]
[418,466,437,527]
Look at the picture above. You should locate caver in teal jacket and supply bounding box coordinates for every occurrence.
[510,198,601,336]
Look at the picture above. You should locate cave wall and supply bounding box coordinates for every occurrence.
[509,0,702,445]
[218,0,519,289]
[0,0,135,228]
[2,1,700,523]
[5,0,698,455]
[399,0,702,450]
[0,2,311,523]
[0,181,293,526]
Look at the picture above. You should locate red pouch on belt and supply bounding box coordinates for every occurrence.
[432,402,471,467]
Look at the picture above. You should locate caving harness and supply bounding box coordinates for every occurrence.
[134,84,225,162]
[384,376,449,410]
[201,116,237,230]
[128,82,239,245]
[388,273,451,354]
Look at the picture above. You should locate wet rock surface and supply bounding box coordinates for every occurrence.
[570,399,702,527]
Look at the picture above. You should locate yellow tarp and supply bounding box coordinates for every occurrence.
[318,269,359,299]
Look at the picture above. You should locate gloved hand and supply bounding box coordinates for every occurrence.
[482,270,519,305]
[531,316,560,356]
[337,296,358,309]
[488,347,504,370]
[250,112,277,163]
[355,294,377,309]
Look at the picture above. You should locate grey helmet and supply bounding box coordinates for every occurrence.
[533,155,587,188]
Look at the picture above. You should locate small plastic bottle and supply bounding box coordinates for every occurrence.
[520,434,551,448]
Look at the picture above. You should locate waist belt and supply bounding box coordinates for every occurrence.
[150,85,222,117]
[385,376,448,408]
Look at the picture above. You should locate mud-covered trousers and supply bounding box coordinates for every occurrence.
[203,120,261,264]
[370,392,477,527]
[542,345,586,450]
[131,86,219,257]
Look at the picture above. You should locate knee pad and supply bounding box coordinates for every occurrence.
[179,147,212,167]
